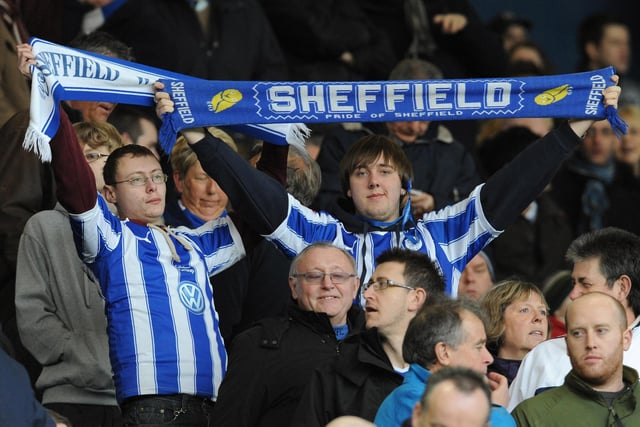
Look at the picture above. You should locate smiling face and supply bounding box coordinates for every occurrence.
[103,153,166,224]
[289,246,359,327]
[347,154,404,223]
[498,292,548,360]
[174,160,228,222]
[565,293,631,391]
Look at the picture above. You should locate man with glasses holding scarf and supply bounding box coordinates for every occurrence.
[39,107,246,426]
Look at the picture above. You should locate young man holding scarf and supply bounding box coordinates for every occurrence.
[154,78,621,301]
[18,61,247,427]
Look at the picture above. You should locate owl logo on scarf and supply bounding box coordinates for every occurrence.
[535,84,573,106]
[211,89,242,113]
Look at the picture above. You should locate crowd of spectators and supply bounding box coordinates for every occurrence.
[2,2,640,426]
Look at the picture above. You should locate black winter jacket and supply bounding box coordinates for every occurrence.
[212,304,365,427]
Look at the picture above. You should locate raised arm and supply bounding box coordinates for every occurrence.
[50,108,98,214]
[156,84,290,235]
[480,77,621,230]
[18,43,98,214]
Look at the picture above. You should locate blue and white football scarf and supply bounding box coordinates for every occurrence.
[24,37,626,161]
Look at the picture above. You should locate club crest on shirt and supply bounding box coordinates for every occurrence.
[178,282,205,314]
[402,235,423,251]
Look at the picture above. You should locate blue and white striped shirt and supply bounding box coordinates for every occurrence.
[70,196,245,403]
[267,185,499,299]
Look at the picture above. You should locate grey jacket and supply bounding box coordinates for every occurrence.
[15,203,117,405]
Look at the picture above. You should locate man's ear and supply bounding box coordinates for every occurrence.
[121,132,134,146]
[408,287,427,312]
[622,327,632,351]
[288,277,299,301]
[346,189,352,198]
[103,184,117,204]
[617,274,632,302]
[400,189,407,196]
[434,341,451,367]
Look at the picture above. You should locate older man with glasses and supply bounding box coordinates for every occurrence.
[291,248,447,426]
[211,242,364,427]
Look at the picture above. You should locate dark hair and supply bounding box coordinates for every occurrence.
[376,248,445,296]
[340,134,413,197]
[103,144,159,185]
[403,298,486,367]
[69,30,134,61]
[577,13,627,71]
[507,40,555,75]
[565,227,640,317]
[419,366,491,421]
[107,105,157,143]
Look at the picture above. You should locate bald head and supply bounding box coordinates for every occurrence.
[325,416,376,427]
[566,292,627,330]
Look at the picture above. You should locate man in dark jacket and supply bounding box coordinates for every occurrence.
[211,242,364,427]
[290,248,446,425]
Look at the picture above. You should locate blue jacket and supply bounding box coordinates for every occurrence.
[375,363,516,427]
[0,347,55,427]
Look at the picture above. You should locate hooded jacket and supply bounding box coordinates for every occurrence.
[15,203,117,406]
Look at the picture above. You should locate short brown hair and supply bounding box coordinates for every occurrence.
[480,280,548,351]
[339,134,413,196]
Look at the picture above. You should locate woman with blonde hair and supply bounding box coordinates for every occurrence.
[480,280,549,384]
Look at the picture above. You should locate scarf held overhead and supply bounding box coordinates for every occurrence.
[158,67,626,153]
[23,37,308,161]
[24,38,625,160]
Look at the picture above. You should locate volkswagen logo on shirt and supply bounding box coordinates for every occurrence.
[178,282,205,314]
